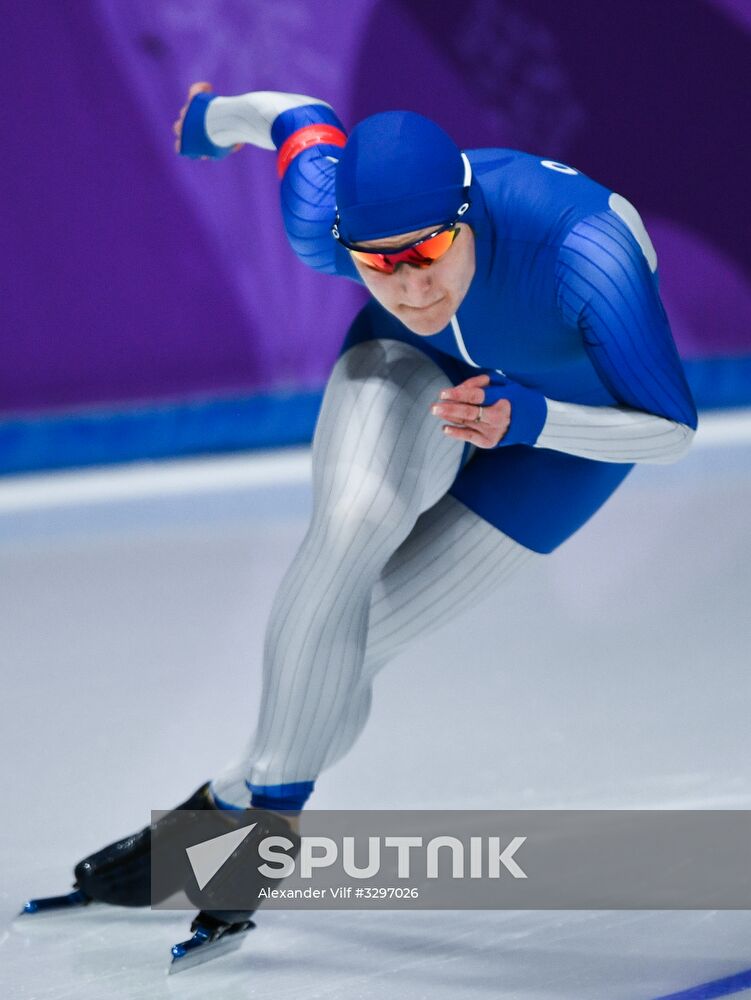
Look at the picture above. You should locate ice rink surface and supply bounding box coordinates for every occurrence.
[1,414,750,1000]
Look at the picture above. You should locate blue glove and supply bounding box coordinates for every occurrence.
[483,377,548,447]
[179,92,233,160]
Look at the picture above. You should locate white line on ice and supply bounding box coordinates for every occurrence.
[0,448,312,513]
[693,407,751,447]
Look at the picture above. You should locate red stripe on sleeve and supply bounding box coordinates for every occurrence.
[277,124,347,178]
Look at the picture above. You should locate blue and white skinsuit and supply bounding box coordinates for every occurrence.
[181,91,697,812]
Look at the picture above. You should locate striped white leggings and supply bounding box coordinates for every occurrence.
[212,339,538,805]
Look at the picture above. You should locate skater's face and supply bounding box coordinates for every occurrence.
[350,224,476,336]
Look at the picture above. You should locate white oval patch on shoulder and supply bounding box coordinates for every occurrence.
[608,192,658,272]
[540,159,578,175]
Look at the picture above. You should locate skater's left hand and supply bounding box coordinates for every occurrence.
[431,374,510,448]
[173,81,244,156]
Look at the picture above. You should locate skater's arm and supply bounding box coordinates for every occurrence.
[175,84,355,277]
[174,83,339,155]
[434,375,694,462]
[437,209,697,457]
[205,91,336,150]
[435,209,697,460]
[531,399,694,463]
[536,208,698,462]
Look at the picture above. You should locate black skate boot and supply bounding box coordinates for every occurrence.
[21,782,219,913]
[169,807,301,972]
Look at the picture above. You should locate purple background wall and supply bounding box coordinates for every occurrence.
[2,0,750,421]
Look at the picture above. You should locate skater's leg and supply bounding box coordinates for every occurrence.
[238,339,467,804]
[366,495,536,677]
[213,495,538,801]
[320,495,538,769]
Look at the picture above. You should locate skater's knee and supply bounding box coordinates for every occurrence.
[318,480,416,545]
[338,339,446,409]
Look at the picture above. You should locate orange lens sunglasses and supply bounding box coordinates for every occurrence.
[335,224,461,274]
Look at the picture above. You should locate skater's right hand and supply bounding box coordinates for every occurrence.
[173,82,244,156]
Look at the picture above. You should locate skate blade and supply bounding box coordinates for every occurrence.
[19,889,91,916]
[168,924,253,974]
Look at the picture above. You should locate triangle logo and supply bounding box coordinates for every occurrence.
[185,822,258,890]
